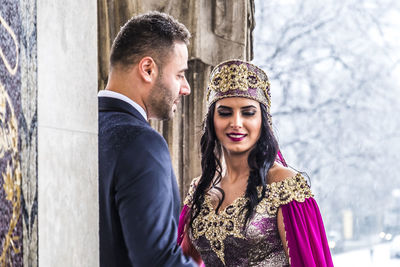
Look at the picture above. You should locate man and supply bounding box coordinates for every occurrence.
[98,11,196,267]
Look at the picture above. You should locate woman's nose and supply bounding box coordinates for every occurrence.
[230,113,243,128]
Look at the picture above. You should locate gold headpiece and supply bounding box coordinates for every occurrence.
[206,59,271,113]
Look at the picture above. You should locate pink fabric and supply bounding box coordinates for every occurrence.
[281,198,334,267]
[177,205,189,245]
[277,150,288,167]
[178,205,204,266]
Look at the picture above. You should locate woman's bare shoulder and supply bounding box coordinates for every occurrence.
[267,163,297,184]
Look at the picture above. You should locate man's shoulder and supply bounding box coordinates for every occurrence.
[111,121,167,148]
[100,109,147,127]
[133,126,167,147]
[100,109,146,133]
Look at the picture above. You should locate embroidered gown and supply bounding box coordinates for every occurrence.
[177,173,334,267]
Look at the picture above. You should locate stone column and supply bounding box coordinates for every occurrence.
[36,0,98,266]
[2,1,99,265]
[97,0,255,200]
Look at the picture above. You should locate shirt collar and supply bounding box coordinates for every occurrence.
[98,90,148,121]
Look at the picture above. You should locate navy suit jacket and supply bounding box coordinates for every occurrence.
[98,96,195,267]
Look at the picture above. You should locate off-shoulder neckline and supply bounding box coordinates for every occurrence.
[205,173,305,213]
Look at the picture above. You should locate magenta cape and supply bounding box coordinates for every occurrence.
[281,197,334,266]
[177,198,334,267]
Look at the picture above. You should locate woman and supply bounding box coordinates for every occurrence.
[178,59,334,266]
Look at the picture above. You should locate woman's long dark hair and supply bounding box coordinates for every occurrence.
[189,102,279,230]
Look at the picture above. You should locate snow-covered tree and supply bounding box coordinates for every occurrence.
[254,0,400,244]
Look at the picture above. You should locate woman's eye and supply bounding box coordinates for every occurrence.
[218,112,231,117]
[243,111,255,116]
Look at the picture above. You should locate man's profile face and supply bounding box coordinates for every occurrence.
[148,42,190,120]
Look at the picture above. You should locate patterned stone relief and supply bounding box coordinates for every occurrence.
[1,1,38,266]
[1,4,23,265]
[0,83,21,266]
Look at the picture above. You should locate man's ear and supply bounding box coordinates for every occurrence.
[138,57,157,83]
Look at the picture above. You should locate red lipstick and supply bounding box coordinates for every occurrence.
[226,133,247,142]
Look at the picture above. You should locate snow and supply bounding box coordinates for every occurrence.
[333,243,400,267]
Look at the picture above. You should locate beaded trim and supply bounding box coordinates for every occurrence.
[184,173,313,265]
[255,173,313,215]
[183,176,199,207]
[206,59,271,113]
[192,196,247,265]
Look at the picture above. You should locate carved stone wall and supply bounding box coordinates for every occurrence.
[98,0,255,200]
[0,1,38,266]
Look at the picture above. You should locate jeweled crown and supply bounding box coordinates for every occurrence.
[206,59,271,112]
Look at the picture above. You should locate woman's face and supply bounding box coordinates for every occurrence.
[213,97,262,155]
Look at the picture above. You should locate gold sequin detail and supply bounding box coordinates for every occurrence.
[183,176,199,207]
[209,64,248,93]
[206,61,271,111]
[185,173,313,266]
[191,196,247,265]
[256,173,314,215]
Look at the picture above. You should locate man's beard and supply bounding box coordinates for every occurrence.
[148,75,176,120]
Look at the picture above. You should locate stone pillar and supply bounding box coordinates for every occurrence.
[97,0,255,200]
[2,1,99,265]
[36,0,99,266]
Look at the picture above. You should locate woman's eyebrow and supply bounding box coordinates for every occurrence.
[240,105,257,109]
[217,105,257,110]
[217,105,232,110]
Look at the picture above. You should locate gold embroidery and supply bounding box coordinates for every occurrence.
[187,173,313,265]
[192,196,247,265]
[183,177,199,207]
[209,64,248,93]
[206,61,271,110]
[256,173,313,215]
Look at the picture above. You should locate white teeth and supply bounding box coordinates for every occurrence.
[229,134,245,138]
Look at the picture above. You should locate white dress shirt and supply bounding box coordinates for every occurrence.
[98,90,147,121]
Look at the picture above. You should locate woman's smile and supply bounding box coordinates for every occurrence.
[226,132,247,142]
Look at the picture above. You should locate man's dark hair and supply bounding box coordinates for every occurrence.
[110,11,190,69]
